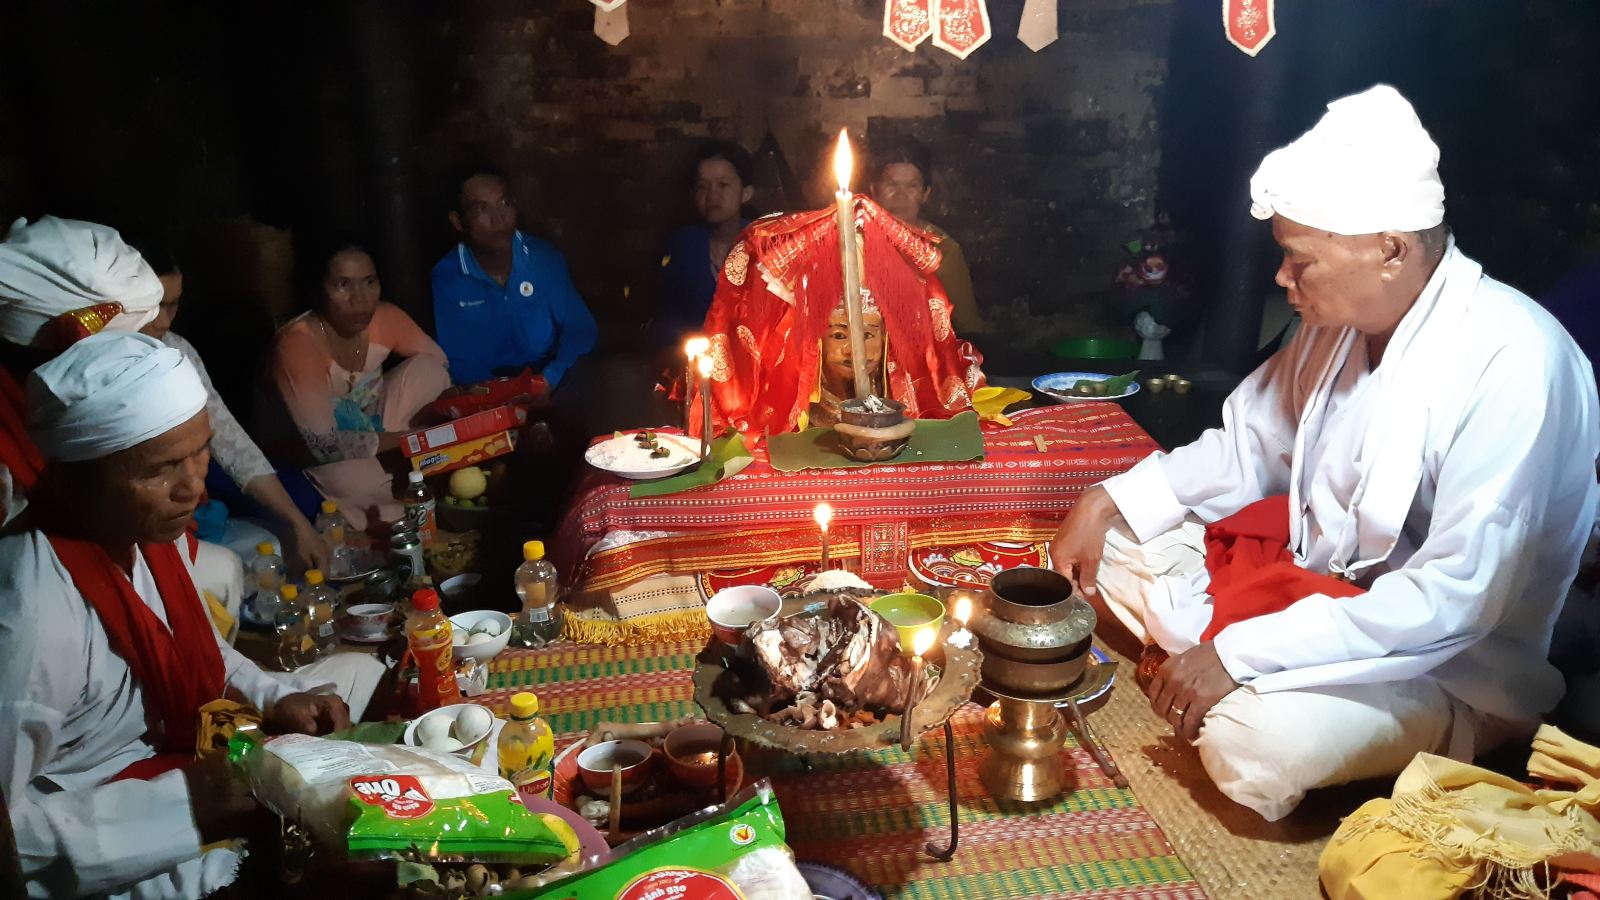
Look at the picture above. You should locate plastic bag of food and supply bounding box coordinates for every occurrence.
[509,780,810,900]
[230,731,576,865]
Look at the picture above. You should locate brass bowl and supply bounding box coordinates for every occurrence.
[835,397,910,462]
[981,650,1090,695]
[971,567,1097,663]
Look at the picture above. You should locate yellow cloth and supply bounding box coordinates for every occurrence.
[1319,726,1600,900]
[972,385,1030,426]
[203,589,236,643]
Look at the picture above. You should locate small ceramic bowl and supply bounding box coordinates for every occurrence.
[1143,377,1167,394]
[869,592,946,651]
[1171,377,1193,395]
[662,722,736,789]
[439,573,483,606]
[577,739,655,796]
[449,609,513,662]
[339,602,395,643]
[403,703,498,756]
[705,585,782,645]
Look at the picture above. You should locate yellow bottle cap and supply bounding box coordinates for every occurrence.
[306,569,325,585]
[321,500,338,515]
[281,584,299,600]
[256,542,274,555]
[523,540,545,561]
[510,692,540,717]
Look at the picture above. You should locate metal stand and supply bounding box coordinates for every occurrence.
[923,720,960,861]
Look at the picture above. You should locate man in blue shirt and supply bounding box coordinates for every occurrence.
[432,166,598,389]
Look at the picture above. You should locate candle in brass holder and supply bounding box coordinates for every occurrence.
[813,502,834,570]
[683,336,709,436]
[696,353,713,460]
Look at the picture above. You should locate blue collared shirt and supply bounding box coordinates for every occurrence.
[430,231,598,387]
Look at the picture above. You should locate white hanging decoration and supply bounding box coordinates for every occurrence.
[592,0,629,46]
[1017,0,1058,52]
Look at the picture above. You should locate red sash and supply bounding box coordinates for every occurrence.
[47,535,226,754]
[0,368,44,497]
[1199,495,1365,641]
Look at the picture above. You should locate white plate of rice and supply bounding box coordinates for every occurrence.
[585,431,702,480]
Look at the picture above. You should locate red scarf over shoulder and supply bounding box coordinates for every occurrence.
[47,534,226,753]
[0,368,44,496]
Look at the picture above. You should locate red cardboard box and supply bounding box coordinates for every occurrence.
[402,405,529,475]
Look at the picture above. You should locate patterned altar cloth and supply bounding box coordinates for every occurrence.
[553,404,1160,644]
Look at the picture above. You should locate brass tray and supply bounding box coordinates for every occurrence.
[693,620,983,755]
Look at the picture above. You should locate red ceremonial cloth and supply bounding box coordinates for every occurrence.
[0,367,44,496]
[48,535,226,755]
[1199,494,1365,642]
[693,195,985,438]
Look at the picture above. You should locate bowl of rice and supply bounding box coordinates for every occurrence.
[584,431,702,480]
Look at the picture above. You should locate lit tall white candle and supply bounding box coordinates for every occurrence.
[813,502,834,570]
[697,353,713,460]
[901,627,937,750]
[684,336,709,437]
[832,129,872,400]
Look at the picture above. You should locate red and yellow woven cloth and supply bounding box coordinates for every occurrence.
[553,404,1159,644]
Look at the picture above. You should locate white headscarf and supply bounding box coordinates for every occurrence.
[0,216,163,347]
[27,332,207,463]
[1249,85,1445,236]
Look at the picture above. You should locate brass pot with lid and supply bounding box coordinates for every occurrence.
[970,566,1096,694]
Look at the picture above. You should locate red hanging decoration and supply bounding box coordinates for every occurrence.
[883,0,934,52]
[1223,0,1276,57]
[932,0,991,60]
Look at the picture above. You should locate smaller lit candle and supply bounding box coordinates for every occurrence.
[953,594,973,627]
[813,502,834,570]
[901,627,937,750]
[684,337,709,437]
[697,353,714,460]
[949,593,975,649]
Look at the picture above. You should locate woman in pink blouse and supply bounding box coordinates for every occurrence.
[268,239,449,530]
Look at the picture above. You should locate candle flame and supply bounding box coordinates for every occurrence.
[813,501,834,532]
[684,336,710,360]
[832,128,854,193]
[912,627,936,658]
[696,354,713,377]
[953,595,973,626]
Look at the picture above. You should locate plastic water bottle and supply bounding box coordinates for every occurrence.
[406,588,463,711]
[498,692,555,798]
[513,540,562,647]
[274,584,310,670]
[316,501,359,579]
[249,541,285,624]
[402,471,438,548]
[300,569,341,660]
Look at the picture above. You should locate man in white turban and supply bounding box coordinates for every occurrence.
[0,333,379,899]
[1050,85,1600,820]
[0,216,248,626]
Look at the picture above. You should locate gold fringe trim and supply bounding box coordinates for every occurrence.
[561,608,712,647]
[1333,768,1591,900]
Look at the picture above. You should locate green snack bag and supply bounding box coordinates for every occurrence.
[508,781,811,899]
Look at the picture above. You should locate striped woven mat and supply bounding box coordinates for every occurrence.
[484,641,1208,900]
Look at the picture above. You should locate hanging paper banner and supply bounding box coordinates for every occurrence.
[1223,0,1275,57]
[590,0,625,11]
[883,0,934,52]
[593,0,628,45]
[932,0,991,60]
[1017,0,1058,52]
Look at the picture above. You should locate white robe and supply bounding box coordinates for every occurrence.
[1101,243,1600,724]
[0,531,332,899]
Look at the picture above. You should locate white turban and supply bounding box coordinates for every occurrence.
[1249,85,1445,236]
[0,216,163,347]
[27,332,208,463]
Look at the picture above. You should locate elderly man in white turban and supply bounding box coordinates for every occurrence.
[0,216,249,626]
[1050,85,1600,820]
[0,332,383,899]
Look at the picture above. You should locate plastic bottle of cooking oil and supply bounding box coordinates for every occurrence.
[513,540,562,647]
[498,692,555,798]
[273,584,309,670]
[300,569,341,660]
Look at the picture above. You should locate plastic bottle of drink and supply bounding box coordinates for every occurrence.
[300,569,341,660]
[498,692,556,798]
[406,588,463,711]
[316,500,358,579]
[513,540,562,647]
[402,471,438,548]
[249,541,285,624]
[273,584,309,671]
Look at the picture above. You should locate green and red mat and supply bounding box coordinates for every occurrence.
[481,641,1207,899]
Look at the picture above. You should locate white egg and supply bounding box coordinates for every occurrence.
[415,715,452,745]
[451,630,467,647]
[470,620,502,637]
[453,705,493,742]
[467,631,495,645]
[424,735,465,753]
